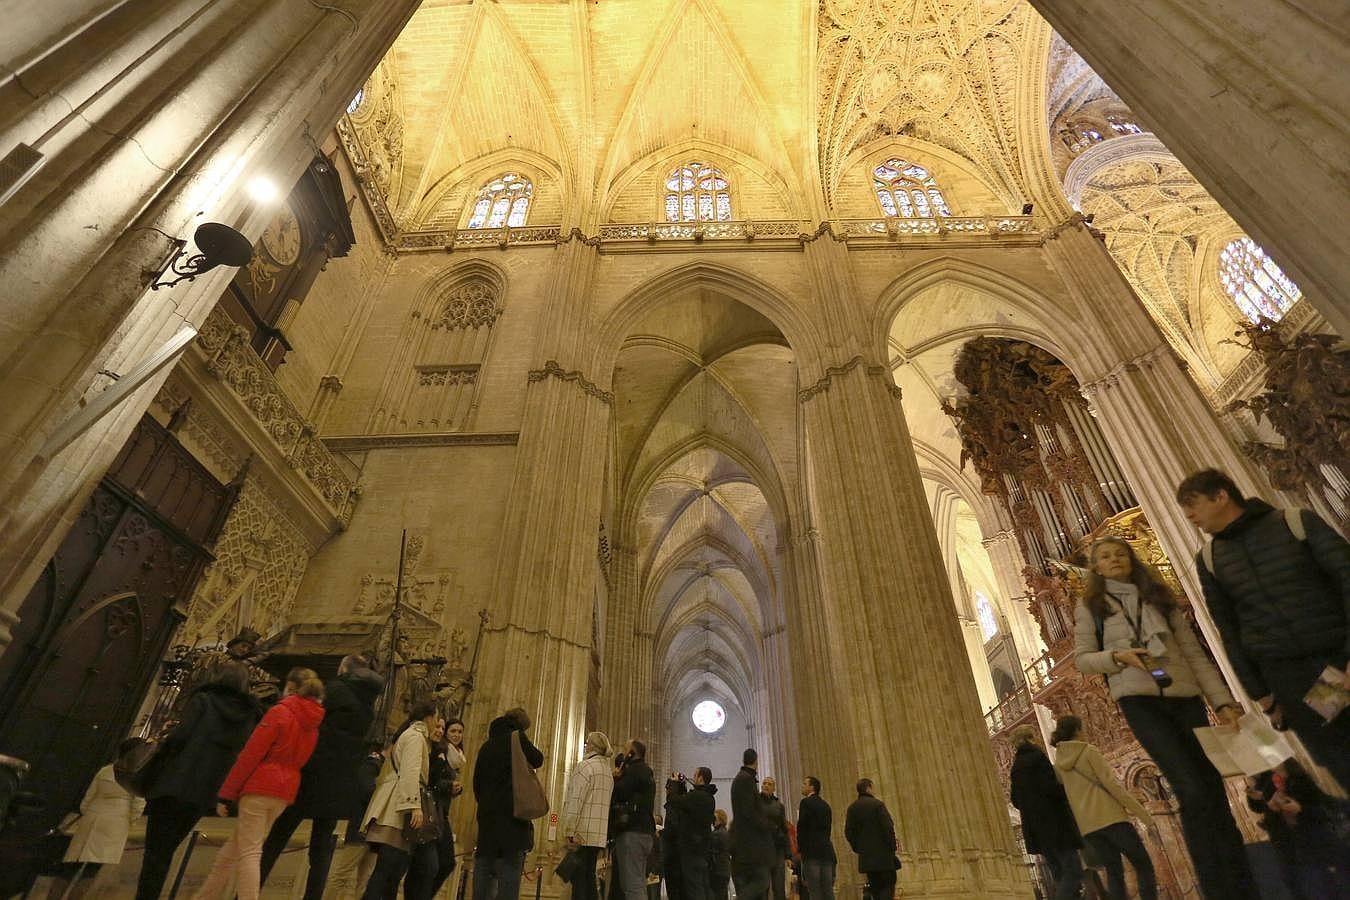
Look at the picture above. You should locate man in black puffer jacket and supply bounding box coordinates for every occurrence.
[258,654,383,899]
[1178,469,1350,790]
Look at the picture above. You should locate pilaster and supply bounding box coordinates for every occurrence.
[797,361,1030,898]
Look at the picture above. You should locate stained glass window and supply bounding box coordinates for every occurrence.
[467,173,533,229]
[873,158,951,218]
[1219,237,1301,323]
[346,90,365,115]
[975,592,999,641]
[664,163,732,223]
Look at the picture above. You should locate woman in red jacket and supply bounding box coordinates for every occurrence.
[193,668,326,900]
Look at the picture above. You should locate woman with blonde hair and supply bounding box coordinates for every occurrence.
[192,668,326,900]
[1050,715,1157,900]
[1074,536,1255,898]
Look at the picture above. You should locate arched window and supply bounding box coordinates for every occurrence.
[346,90,365,115]
[467,173,533,229]
[664,162,732,222]
[975,592,999,641]
[1219,237,1301,322]
[873,158,951,218]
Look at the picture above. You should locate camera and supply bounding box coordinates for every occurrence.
[665,772,688,796]
[1133,643,1173,689]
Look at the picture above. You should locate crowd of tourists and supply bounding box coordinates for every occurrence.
[43,464,1348,900]
[1010,468,1350,899]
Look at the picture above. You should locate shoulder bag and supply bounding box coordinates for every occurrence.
[511,730,549,820]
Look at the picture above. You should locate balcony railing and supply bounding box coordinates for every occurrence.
[384,215,1039,253]
[194,308,359,526]
[984,648,1060,734]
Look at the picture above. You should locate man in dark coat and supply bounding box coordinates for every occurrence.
[611,739,657,900]
[1007,727,1082,900]
[135,665,259,900]
[473,707,544,900]
[760,777,789,900]
[1178,468,1350,790]
[729,748,775,900]
[844,779,899,900]
[674,767,717,900]
[797,776,836,900]
[257,654,383,900]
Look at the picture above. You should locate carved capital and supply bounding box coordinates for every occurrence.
[797,356,900,403]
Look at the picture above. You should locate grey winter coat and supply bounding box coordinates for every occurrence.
[1196,500,1350,698]
[1074,582,1235,707]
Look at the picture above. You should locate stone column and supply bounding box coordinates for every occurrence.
[798,360,1030,898]
[0,0,421,652]
[1026,0,1350,336]
[1044,217,1287,696]
[981,531,1045,668]
[597,543,656,749]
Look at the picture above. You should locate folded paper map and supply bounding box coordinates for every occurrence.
[1193,715,1296,777]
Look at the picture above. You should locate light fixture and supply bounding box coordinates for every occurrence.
[146,222,254,291]
[247,175,280,204]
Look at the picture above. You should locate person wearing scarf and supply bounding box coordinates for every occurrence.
[1074,537,1255,899]
[406,717,466,900]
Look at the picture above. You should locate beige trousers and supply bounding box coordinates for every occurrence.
[192,795,288,900]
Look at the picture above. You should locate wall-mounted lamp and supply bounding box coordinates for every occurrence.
[146,222,253,291]
[1021,202,1034,215]
[247,175,280,204]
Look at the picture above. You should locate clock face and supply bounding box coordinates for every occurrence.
[261,206,302,265]
[691,699,725,734]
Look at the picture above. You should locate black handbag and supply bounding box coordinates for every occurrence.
[403,784,442,845]
[555,848,583,884]
[114,739,168,797]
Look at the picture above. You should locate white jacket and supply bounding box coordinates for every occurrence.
[363,722,429,832]
[64,765,145,864]
[560,753,614,847]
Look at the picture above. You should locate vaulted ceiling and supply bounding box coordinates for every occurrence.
[344,0,1061,231]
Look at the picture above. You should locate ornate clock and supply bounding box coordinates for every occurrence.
[261,205,302,265]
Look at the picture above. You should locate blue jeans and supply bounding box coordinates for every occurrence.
[1085,821,1156,900]
[615,832,653,900]
[472,851,526,900]
[801,859,834,900]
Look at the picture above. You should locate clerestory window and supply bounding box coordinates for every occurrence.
[467,173,533,229]
[664,162,732,223]
[873,158,951,218]
[1219,237,1301,323]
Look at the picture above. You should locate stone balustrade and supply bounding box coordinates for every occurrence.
[195,308,360,526]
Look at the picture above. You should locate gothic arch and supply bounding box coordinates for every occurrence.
[602,140,805,222]
[594,261,820,382]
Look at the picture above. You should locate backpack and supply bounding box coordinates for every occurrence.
[1199,507,1306,576]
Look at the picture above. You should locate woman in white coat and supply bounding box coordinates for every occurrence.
[360,700,440,900]
[48,740,146,899]
[560,732,615,900]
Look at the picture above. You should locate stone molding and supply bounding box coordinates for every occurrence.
[797,355,903,403]
[1078,344,1176,397]
[322,431,520,451]
[193,309,360,528]
[527,360,614,405]
[1062,133,1171,207]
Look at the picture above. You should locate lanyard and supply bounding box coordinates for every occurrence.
[1106,591,1145,646]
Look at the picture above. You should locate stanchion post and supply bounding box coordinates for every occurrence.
[166,830,200,900]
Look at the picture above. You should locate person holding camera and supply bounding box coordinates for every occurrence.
[1073,536,1255,899]
[673,768,716,900]
[611,740,657,900]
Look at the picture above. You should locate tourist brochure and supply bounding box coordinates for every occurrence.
[1192,714,1296,777]
[1303,665,1350,722]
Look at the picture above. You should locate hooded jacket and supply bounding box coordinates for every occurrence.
[1073,579,1235,706]
[148,683,260,813]
[673,781,716,854]
[473,714,545,855]
[293,669,383,818]
[217,693,325,804]
[1052,740,1152,837]
[1196,500,1350,698]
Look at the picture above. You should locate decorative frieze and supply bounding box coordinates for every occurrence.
[527,360,614,405]
[796,355,902,403]
[194,308,360,526]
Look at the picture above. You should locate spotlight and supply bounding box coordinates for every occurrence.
[1021,202,1034,215]
[247,176,280,204]
[147,223,254,291]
